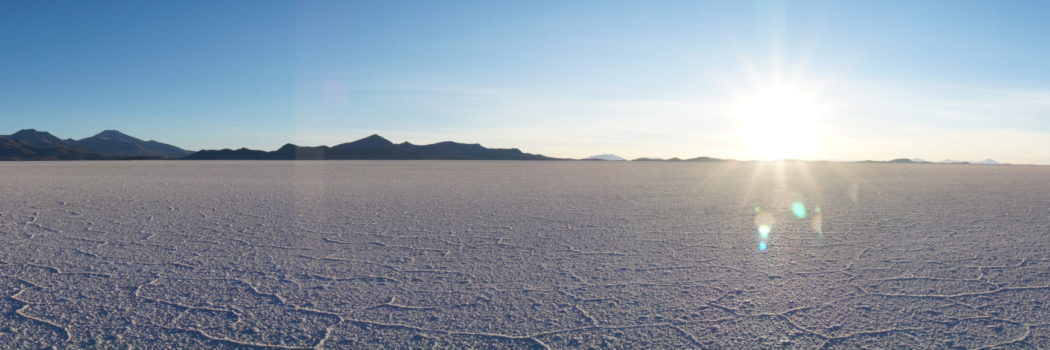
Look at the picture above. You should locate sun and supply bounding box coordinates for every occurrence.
[733,85,827,160]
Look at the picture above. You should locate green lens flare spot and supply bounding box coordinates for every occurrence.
[754,206,761,213]
[792,202,807,219]
[758,224,771,238]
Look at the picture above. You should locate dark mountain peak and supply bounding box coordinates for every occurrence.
[93,130,137,140]
[10,129,68,146]
[333,134,395,150]
[72,130,189,158]
[358,134,393,145]
[13,129,52,137]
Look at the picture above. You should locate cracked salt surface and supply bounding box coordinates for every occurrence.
[0,160,1048,349]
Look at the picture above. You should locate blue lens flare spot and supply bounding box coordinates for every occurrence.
[792,202,807,219]
[758,241,768,251]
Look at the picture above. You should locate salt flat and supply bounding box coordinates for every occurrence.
[0,160,1048,349]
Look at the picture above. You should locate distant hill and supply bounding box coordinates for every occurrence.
[632,156,728,162]
[72,130,190,158]
[680,156,727,162]
[583,154,626,161]
[888,158,921,163]
[185,134,557,160]
[7,129,70,147]
[860,158,1004,165]
[938,159,1002,165]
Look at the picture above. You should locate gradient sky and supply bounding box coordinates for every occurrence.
[3,1,1050,163]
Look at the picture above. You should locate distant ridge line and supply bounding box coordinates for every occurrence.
[0,128,1011,164]
[185,134,558,160]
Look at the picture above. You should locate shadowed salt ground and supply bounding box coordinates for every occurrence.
[0,161,1048,349]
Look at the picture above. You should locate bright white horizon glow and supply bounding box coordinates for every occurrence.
[733,85,827,160]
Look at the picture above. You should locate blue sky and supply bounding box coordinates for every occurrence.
[3,1,1050,163]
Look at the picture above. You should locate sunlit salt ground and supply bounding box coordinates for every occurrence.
[1,161,1048,349]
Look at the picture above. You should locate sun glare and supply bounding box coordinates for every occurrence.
[733,85,826,160]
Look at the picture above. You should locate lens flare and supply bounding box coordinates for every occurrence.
[754,210,775,227]
[753,208,775,251]
[758,224,771,239]
[792,202,807,219]
[811,213,823,234]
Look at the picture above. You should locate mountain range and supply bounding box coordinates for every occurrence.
[632,156,728,162]
[0,130,555,161]
[0,134,108,161]
[879,158,1001,165]
[186,134,555,160]
[0,129,189,160]
[0,128,1010,164]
